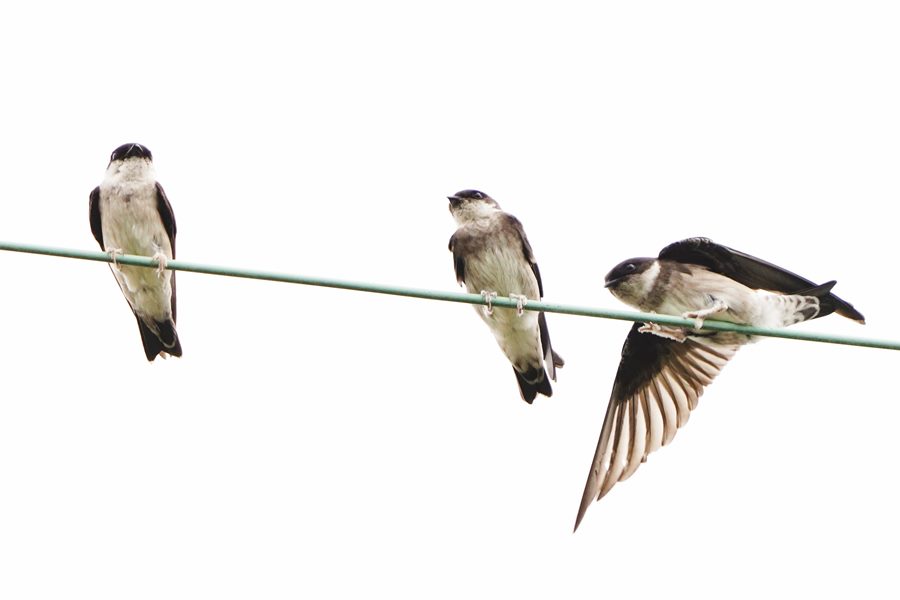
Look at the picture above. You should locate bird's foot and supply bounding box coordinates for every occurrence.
[638,322,687,343]
[682,299,728,330]
[480,290,498,316]
[105,247,124,270]
[509,293,528,317]
[151,251,168,278]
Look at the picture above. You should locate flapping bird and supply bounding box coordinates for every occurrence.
[574,237,864,530]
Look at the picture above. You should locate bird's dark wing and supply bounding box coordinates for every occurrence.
[89,187,104,249]
[504,214,543,297]
[658,237,864,322]
[156,182,177,257]
[658,237,821,292]
[504,214,564,374]
[538,312,564,380]
[156,182,178,323]
[448,232,467,286]
[574,323,741,531]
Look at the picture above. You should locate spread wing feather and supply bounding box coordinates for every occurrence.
[574,323,741,530]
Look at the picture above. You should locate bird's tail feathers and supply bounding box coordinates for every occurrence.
[513,365,553,404]
[772,281,836,326]
[804,281,865,324]
[136,317,183,361]
[795,280,838,320]
[787,279,865,324]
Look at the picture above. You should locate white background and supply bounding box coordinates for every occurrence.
[1,2,898,598]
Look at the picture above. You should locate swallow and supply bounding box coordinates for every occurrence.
[574,236,864,530]
[448,189,564,403]
[89,143,182,361]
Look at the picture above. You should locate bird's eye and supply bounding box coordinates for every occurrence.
[472,191,484,199]
[624,263,636,273]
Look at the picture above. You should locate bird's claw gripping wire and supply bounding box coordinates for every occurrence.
[106,247,124,270]
[152,251,168,278]
[510,293,528,317]
[480,290,498,316]
[682,299,728,330]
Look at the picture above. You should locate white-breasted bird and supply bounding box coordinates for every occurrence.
[447,189,563,403]
[89,143,182,361]
[574,237,864,530]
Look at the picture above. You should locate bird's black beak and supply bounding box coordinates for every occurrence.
[604,277,621,289]
[447,196,461,208]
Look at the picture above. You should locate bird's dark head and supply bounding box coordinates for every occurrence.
[110,143,153,163]
[447,189,501,222]
[605,257,655,289]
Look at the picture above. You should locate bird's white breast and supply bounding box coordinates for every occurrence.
[459,215,543,371]
[663,269,766,325]
[460,216,539,300]
[98,160,174,320]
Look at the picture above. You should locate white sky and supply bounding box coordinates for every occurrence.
[2,2,899,598]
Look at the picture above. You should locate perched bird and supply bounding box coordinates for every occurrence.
[89,143,182,361]
[574,237,864,530]
[448,189,564,403]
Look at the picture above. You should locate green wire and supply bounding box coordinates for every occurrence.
[2,239,896,351]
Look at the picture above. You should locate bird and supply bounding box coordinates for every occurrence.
[89,143,182,361]
[447,189,564,403]
[574,236,864,530]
